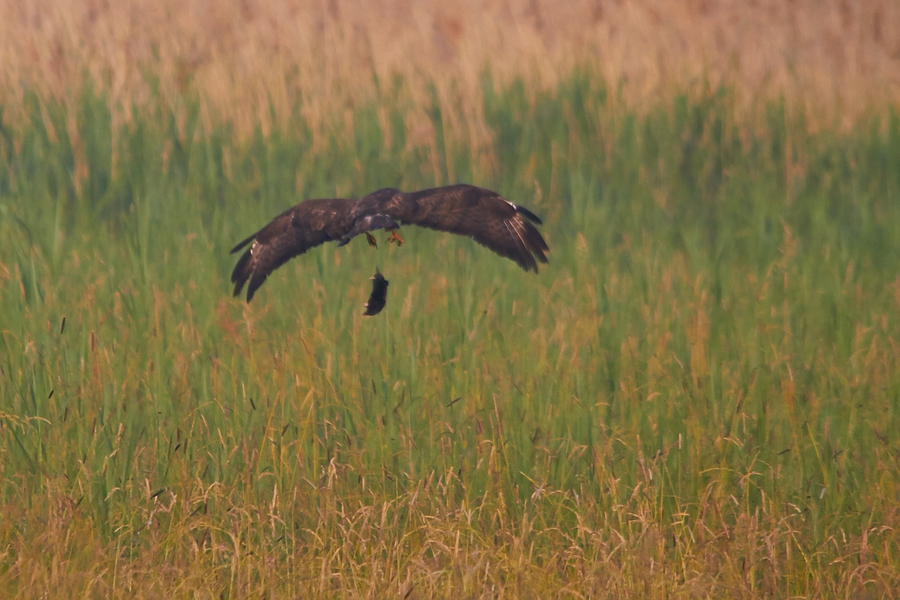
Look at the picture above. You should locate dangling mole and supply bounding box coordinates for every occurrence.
[363,268,389,316]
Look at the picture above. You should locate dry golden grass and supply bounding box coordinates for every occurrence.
[2,0,899,137]
[5,470,896,597]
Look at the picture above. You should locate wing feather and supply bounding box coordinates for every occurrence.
[230,199,355,301]
[387,184,549,272]
[504,220,533,269]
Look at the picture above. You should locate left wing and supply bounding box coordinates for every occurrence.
[384,184,549,272]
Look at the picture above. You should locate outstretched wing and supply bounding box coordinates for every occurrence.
[386,184,549,272]
[230,198,356,302]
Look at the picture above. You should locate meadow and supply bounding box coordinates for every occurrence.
[1,74,899,597]
[2,2,900,596]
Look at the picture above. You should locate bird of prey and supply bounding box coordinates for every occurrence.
[363,268,389,316]
[230,184,549,302]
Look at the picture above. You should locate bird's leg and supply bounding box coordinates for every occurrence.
[365,232,378,247]
[387,229,404,246]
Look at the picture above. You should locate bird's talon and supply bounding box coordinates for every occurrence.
[365,232,378,247]
[387,231,404,246]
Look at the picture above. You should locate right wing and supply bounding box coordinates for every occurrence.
[230,199,355,302]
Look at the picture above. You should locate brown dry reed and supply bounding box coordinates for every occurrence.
[2,0,900,139]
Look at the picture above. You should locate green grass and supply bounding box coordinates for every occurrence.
[2,77,900,597]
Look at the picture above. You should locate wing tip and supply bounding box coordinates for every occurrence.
[515,205,543,225]
[230,233,257,254]
[245,272,268,303]
[230,248,256,301]
[516,217,549,273]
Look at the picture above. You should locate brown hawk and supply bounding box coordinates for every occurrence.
[230,184,549,302]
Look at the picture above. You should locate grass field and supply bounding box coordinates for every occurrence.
[2,74,900,597]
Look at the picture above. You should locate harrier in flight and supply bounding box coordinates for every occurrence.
[230,184,549,302]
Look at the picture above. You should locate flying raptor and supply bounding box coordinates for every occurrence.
[230,184,549,302]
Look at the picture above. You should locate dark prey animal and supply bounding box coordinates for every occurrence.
[230,184,549,302]
[363,268,389,316]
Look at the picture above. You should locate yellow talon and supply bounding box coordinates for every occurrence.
[387,230,404,246]
[365,232,378,247]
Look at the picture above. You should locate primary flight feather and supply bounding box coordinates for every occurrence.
[230,184,549,302]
